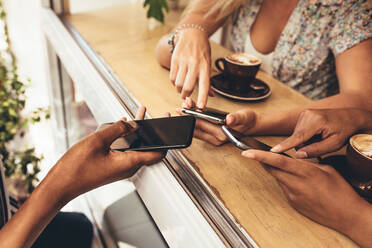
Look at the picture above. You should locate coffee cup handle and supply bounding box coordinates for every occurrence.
[215,58,225,72]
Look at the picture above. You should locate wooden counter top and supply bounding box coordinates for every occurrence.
[66,3,356,247]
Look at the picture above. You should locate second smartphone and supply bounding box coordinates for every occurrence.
[181,107,228,125]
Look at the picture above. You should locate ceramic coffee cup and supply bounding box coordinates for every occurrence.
[215,53,261,80]
[346,134,372,182]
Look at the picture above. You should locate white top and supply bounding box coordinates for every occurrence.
[244,33,274,74]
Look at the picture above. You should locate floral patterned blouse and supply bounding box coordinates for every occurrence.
[225,0,372,99]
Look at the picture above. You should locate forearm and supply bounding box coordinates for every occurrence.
[0,176,67,248]
[249,92,372,136]
[341,200,372,248]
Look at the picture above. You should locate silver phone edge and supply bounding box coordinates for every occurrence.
[181,109,225,125]
[221,126,252,151]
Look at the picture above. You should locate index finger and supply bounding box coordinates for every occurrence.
[135,106,146,120]
[271,127,318,153]
[242,149,302,175]
[196,67,210,108]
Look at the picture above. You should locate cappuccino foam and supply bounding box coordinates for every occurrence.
[351,134,372,159]
[226,53,261,66]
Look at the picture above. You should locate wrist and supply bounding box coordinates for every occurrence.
[35,175,69,210]
[168,23,207,53]
[339,198,372,246]
[356,109,372,131]
[37,165,75,208]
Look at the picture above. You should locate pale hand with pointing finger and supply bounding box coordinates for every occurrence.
[170,28,214,108]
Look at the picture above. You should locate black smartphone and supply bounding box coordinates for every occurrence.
[221,125,290,157]
[98,116,196,151]
[221,125,271,151]
[181,107,228,125]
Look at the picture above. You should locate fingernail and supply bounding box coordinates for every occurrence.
[227,114,234,124]
[271,145,281,153]
[296,151,308,159]
[242,151,255,159]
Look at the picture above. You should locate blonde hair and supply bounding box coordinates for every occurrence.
[184,0,244,21]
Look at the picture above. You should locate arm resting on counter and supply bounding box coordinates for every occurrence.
[249,39,372,136]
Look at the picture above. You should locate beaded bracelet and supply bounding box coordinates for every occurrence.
[168,24,207,53]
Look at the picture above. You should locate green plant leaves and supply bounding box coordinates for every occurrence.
[143,0,169,23]
[11,80,23,91]
[0,1,50,193]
